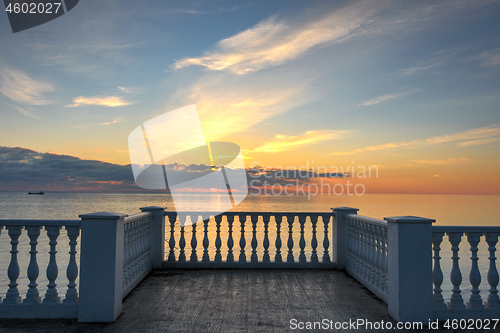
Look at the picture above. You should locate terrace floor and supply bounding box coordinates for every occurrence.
[0,270,487,333]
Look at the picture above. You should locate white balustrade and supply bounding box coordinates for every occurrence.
[1,206,498,324]
[342,212,388,303]
[162,212,334,268]
[122,212,153,298]
[432,226,500,320]
[0,220,81,318]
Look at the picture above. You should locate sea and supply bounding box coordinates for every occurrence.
[0,191,499,305]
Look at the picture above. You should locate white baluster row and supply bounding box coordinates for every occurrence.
[123,215,152,289]
[345,217,388,295]
[1,224,80,304]
[164,213,333,265]
[432,231,500,310]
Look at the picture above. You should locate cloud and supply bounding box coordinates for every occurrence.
[101,117,125,126]
[250,130,349,153]
[0,146,136,191]
[118,86,146,94]
[359,91,409,106]
[0,66,54,105]
[0,146,346,192]
[171,69,319,141]
[78,43,139,52]
[66,96,133,107]
[477,47,500,67]
[11,105,42,119]
[330,124,500,155]
[172,3,380,74]
[458,137,500,146]
[397,63,443,77]
[411,158,469,165]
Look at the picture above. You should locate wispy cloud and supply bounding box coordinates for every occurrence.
[458,137,500,146]
[66,96,133,107]
[330,124,500,155]
[411,158,469,165]
[77,43,139,52]
[477,47,500,67]
[118,86,146,94]
[0,66,54,105]
[101,117,125,126]
[169,66,319,141]
[172,4,380,74]
[11,105,42,119]
[397,63,443,77]
[250,130,349,153]
[359,91,410,106]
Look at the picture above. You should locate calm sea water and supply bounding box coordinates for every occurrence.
[0,192,499,304]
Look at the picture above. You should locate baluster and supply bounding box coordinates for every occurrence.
[298,215,306,264]
[130,221,139,278]
[167,214,177,262]
[447,232,465,309]
[190,215,198,263]
[4,225,22,304]
[347,218,358,272]
[360,222,369,279]
[346,218,358,271]
[322,215,330,263]
[202,216,210,263]
[485,232,500,309]
[287,215,295,263]
[178,215,187,262]
[369,224,377,284]
[275,215,283,264]
[127,222,136,283]
[262,214,270,263]
[226,215,235,262]
[250,215,258,263]
[373,225,383,288]
[24,226,42,304]
[466,232,484,309]
[432,232,446,309]
[239,215,247,263]
[215,215,223,262]
[44,226,61,303]
[123,223,130,286]
[366,224,374,283]
[365,223,373,282]
[310,215,318,263]
[64,226,79,303]
[381,226,388,292]
[139,219,146,271]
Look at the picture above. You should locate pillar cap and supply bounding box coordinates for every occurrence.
[331,207,359,212]
[384,216,435,223]
[140,206,166,212]
[79,212,128,219]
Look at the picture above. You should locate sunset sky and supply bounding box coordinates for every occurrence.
[1,0,499,194]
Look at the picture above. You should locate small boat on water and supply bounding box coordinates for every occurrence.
[28,191,44,195]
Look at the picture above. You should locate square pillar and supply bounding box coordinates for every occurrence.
[78,212,128,322]
[385,215,435,322]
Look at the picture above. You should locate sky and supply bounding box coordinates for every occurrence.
[0,0,499,194]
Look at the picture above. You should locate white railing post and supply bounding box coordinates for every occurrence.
[385,216,435,322]
[140,206,165,269]
[332,207,359,270]
[78,212,128,322]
